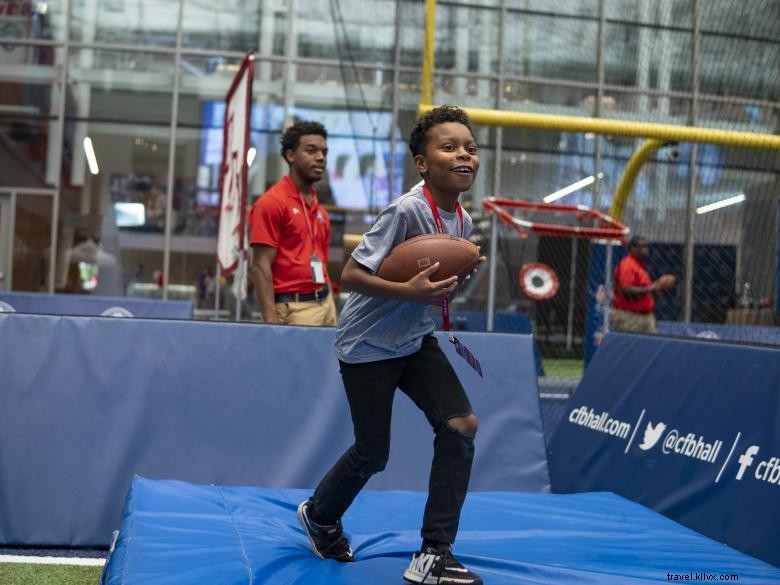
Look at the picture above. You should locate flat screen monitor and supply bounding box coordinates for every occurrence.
[114,202,146,227]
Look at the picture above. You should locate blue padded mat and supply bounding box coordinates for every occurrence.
[101,477,780,584]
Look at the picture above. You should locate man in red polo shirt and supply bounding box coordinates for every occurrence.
[249,121,337,326]
[611,236,675,333]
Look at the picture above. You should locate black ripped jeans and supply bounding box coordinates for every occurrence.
[311,335,475,544]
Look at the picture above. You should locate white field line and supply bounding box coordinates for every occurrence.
[0,555,105,566]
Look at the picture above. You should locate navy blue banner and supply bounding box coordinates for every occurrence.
[548,333,780,568]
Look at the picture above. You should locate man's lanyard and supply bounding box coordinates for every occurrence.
[297,190,319,249]
[422,184,464,331]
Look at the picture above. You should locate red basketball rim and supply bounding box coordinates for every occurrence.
[483,197,629,242]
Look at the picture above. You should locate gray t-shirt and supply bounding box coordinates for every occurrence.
[335,184,473,363]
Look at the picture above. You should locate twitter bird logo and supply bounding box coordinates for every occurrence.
[639,421,667,450]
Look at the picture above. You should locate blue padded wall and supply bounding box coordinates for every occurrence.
[0,313,547,546]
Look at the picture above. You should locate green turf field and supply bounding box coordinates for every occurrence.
[541,358,584,380]
[0,563,102,585]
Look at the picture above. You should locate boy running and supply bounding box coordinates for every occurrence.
[298,105,484,585]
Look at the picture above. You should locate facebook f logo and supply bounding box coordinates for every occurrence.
[736,445,760,480]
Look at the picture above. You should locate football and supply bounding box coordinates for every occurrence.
[656,274,676,290]
[377,234,481,283]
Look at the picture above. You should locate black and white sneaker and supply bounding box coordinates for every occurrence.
[296,499,355,562]
[403,545,483,584]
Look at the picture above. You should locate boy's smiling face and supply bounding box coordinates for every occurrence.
[415,122,479,201]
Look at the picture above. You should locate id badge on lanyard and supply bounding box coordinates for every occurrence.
[310,256,325,284]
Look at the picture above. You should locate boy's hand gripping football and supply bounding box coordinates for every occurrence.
[405,262,458,305]
[446,254,486,301]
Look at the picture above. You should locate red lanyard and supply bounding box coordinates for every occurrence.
[422,184,463,331]
[297,190,319,248]
[422,184,464,237]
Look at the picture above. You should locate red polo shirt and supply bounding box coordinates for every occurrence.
[249,176,330,294]
[612,253,654,314]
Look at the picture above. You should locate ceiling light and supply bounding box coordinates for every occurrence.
[696,194,745,215]
[83,137,99,175]
[543,173,603,203]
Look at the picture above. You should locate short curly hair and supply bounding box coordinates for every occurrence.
[408,105,473,158]
[280,120,328,162]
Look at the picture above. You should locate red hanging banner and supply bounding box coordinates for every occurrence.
[216,52,254,275]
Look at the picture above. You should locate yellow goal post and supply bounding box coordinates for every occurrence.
[418,0,780,222]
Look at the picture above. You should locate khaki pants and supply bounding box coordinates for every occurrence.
[610,308,656,334]
[274,293,337,326]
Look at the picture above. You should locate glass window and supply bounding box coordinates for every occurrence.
[0,114,55,187]
[501,81,598,112]
[700,0,779,39]
[296,0,397,65]
[67,48,175,125]
[165,124,216,310]
[602,87,692,124]
[509,0,599,18]
[0,49,55,186]
[699,35,780,101]
[605,0,692,28]
[397,70,422,109]
[61,48,175,298]
[428,2,501,72]
[173,58,279,238]
[172,122,224,239]
[294,62,396,109]
[399,0,424,68]
[58,121,169,298]
[504,11,598,83]
[176,55,284,127]
[13,193,52,291]
[432,73,498,108]
[181,0,285,55]
[604,21,692,94]
[70,0,180,46]
[0,0,64,41]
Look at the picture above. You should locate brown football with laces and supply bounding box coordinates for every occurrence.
[377,234,480,283]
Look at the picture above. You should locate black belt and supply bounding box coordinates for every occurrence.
[275,284,329,303]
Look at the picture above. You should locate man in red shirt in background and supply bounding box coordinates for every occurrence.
[248,121,337,326]
[611,236,675,334]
